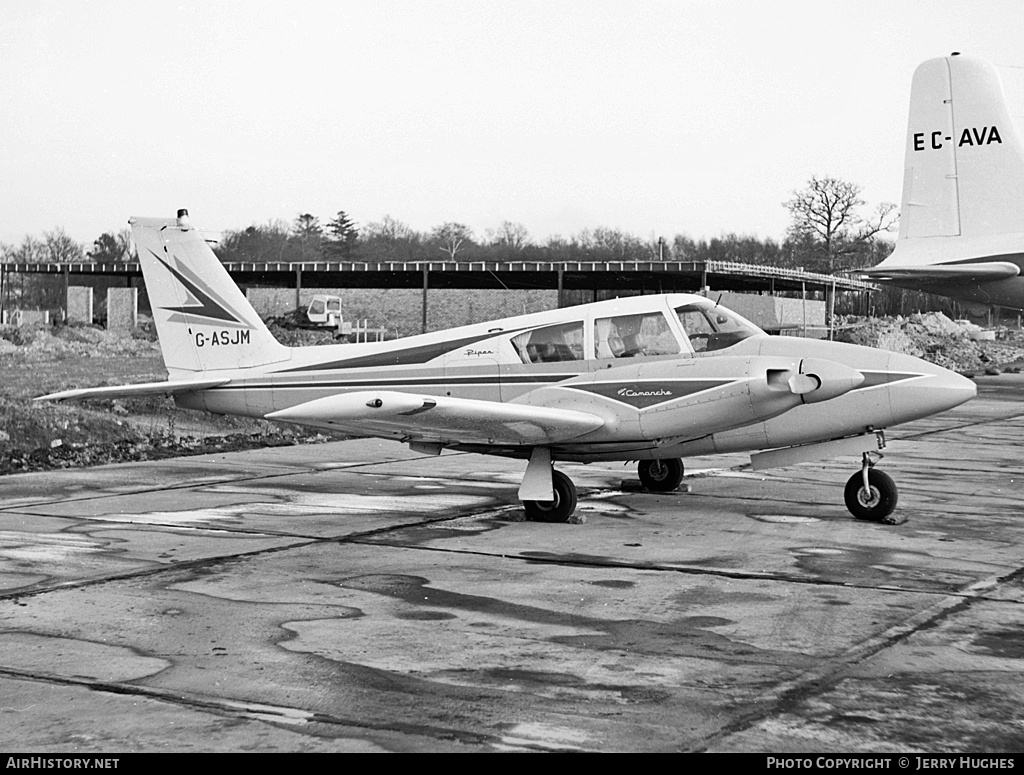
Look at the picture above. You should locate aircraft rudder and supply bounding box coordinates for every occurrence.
[947,55,1024,238]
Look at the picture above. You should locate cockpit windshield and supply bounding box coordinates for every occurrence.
[675,302,763,353]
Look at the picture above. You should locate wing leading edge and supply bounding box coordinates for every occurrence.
[36,377,231,403]
[267,390,605,445]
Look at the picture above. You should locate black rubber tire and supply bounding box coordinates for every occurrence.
[638,458,685,492]
[523,470,578,523]
[844,469,899,521]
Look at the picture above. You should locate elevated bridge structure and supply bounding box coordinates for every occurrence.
[1,258,874,333]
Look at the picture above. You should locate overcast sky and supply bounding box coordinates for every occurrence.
[2,0,1022,249]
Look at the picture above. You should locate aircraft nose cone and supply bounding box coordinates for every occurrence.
[923,369,977,414]
[941,370,978,408]
[888,355,977,424]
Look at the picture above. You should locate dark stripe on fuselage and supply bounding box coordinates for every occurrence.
[565,379,737,409]
[277,328,530,372]
[201,370,925,400]
[853,371,924,391]
[202,373,577,392]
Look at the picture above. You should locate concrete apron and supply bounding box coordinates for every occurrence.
[0,376,1022,752]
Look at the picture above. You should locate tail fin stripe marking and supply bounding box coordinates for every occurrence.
[148,248,249,325]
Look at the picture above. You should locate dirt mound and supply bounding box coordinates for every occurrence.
[0,392,333,476]
[0,395,143,456]
[0,337,336,476]
[836,313,1024,373]
[0,322,160,360]
[0,427,330,476]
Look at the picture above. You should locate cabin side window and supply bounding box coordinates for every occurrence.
[675,303,760,352]
[512,321,585,364]
[593,312,680,359]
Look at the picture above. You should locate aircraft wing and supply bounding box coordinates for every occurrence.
[858,261,1021,283]
[267,390,605,445]
[36,377,230,403]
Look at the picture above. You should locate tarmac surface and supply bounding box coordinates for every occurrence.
[0,375,1022,753]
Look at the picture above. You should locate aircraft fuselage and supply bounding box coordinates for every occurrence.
[177,294,974,463]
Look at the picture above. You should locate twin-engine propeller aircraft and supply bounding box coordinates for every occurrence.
[859,53,1024,312]
[39,211,976,523]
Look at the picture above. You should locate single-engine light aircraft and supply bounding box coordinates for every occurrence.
[39,211,976,523]
[859,53,1024,312]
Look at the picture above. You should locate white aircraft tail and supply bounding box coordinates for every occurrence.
[888,54,1024,264]
[131,211,290,376]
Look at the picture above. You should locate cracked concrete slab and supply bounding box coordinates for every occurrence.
[1,375,1022,752]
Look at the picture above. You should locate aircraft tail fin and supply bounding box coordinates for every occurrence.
[131,211,290,375]
[888,54,1024,262]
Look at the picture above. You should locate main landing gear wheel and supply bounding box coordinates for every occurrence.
[524,470,578,523]
[844,468,898,521]
[638,458,684,492]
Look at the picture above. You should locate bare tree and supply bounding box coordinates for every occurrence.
[431,222,474,259]
[590,227,646,259]
[8,236,46,263]
[784,176,897,273]
[361,215,421,261]
[43,228,86,263]
[672,234,697,260]
[363,215,414,242]
[487,221,531,250]
[115,228,133,260]
[573,228,596,250]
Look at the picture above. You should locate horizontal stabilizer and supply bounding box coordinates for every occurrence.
[267,390,605,445]
[36,377,230,403]
[858,261,1020,283]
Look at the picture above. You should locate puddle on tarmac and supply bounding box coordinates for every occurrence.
[747,514,821,524]
[222,700,314,726]
[0,530,106,563]
[496,722,590,751]
[577,499,630,515]
[87,485,495,526]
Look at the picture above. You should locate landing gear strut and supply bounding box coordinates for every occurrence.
[844,452,898,521]
[523,469,578,523]
[638,458,685,492]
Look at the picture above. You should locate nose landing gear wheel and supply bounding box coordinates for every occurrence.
[638,458,684,492]
[844,468,898,521]
[524,469,578,523]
